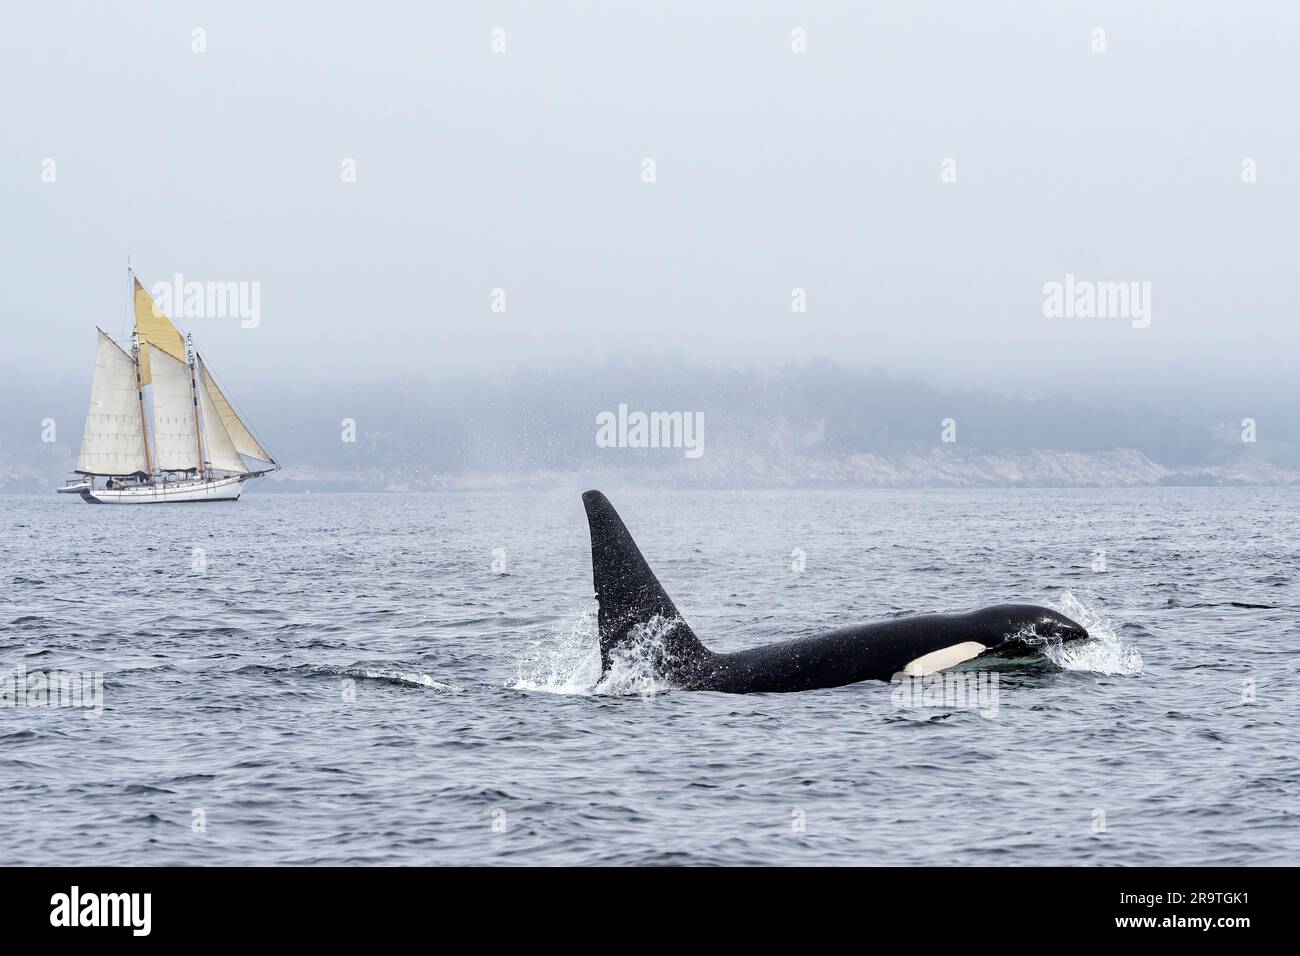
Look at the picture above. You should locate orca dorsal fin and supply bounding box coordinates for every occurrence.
[582,490,711,681]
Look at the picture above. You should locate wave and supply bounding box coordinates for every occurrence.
[304,664,463,693]
[235,662,463,694]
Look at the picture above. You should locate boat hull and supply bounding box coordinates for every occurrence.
[80,475,245,504]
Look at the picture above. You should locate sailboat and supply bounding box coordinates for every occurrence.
[60,267,278,504]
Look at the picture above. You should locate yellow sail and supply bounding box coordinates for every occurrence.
[133,277,186,385]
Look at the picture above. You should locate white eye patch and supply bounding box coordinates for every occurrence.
[903,642,988,677]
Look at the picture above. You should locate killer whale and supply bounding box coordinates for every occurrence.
[582,490,1090,693]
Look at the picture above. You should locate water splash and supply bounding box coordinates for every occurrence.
[510,606,680,697]
[510,605,602,694]
[597,615,680,697]
[1044,590,1144,676]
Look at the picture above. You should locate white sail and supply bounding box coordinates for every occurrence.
[198,358,274,463]
[76,329,149,475]
[197,366,247,474]
[149,346,201,472]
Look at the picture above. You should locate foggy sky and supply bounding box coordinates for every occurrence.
[2,1,1297,416]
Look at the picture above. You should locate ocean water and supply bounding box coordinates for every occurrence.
[0,487,1295,866]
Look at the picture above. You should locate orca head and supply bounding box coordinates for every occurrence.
[976,603,1090,653]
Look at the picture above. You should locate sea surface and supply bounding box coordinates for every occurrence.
[0,487,1296,866]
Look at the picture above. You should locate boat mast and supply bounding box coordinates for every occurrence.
[186,332,206,480]
[129,262,154,479]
